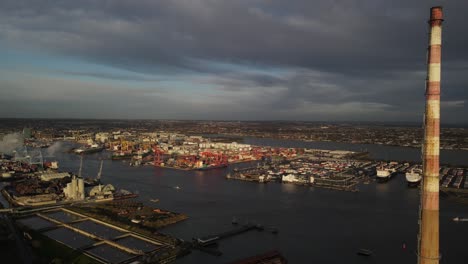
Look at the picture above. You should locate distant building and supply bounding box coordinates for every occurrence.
[95,132,109,143]
[88,184,115,199]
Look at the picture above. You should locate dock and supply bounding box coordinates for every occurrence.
[193,224,261,247]
[192,223,273,256]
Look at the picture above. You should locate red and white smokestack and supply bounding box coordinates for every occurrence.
[419,6,443,264]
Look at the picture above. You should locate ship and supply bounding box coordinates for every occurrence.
[453,217,468,222]
[376,168,395,183]
[113,189,138,200]
[74,144,104,155]
[196,164,228,170]
[405,168,422,187]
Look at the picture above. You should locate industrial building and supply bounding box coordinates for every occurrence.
[63,176,85,200]
[39,172,70,182]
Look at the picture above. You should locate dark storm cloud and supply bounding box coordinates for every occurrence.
[0,0,467,122]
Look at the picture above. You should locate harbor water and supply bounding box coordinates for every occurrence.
[48,139,468,264]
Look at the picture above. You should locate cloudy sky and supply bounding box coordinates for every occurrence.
[0,1,467,123]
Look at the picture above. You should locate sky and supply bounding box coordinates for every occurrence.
[0,1,467,123]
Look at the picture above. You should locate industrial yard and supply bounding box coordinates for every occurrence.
[16,207,185,264]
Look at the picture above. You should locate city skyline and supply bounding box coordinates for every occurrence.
[1,1,467,122]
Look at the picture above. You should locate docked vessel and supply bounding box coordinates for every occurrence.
[376,168,394,183]
[114,192,138,200]
[113,189,138,200]
[405,168,422,187]
[196,164,228,170]
[74,144,104,155]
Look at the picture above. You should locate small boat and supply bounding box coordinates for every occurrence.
[150,199,160,203]
[131,219,141,224]
[357,248,373,256]
[453,217,468,222]
[174,186,181,190]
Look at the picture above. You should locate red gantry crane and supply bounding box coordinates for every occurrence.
[153,146,165,166]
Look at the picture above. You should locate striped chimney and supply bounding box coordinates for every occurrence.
[419,6,443,264]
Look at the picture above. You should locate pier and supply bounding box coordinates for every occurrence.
[193,224,261,247]
[191,223,276,257]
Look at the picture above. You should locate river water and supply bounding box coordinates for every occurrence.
[238,137,468,167]
[49,139,468,264]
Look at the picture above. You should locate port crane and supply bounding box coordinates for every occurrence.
[200,151,228,166]
[176,155,197,168]
[153,146,165,166]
